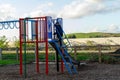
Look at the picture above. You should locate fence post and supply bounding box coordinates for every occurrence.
[16,47,19,61]
[98,45,102,63]
[74,46,77,60]
[0,48,2,60]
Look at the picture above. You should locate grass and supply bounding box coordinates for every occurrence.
[0,52,117,65]
[0,60,19,66]
[67,32,120,38]
[0,53,56,65]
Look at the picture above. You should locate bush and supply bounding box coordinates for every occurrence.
[88,54,99,62]
[102,55,117,64]
[68,34,76,38]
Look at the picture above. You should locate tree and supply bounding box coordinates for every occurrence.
[14,39,20,48]
[72,34,76,38]
[0,36,9,48]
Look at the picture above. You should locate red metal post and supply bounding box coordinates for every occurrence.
[35,20,39,73]
[19,17,50,75]
[45,17,49,75]
[19,19,23,75]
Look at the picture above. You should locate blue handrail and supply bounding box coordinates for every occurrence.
[55,26,74,53]
[49,40,77,74]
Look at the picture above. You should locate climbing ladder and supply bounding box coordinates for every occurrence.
[55,26,74,53]
[49,40,77,74]
[49,23,78,74]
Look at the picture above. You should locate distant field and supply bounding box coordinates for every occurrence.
[68,37,120,45]
[67,32,120,38]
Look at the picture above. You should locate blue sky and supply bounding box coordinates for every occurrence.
[0,0,120,40]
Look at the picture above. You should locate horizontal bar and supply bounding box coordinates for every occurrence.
[0,20,19,23]
[0,17,46,23]
[20,16,46,20]
[21,41,46,43]
[73,45,120,48]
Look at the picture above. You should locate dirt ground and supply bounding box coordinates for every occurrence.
[0,62,120,80]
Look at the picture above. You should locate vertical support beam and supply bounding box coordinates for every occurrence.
[23,18,27,78]
[0,48,2,60]
[19,19,23,75]
[74,46,77,60]
[45,17,49,75]
[45,39,49,75]
[16,47,19,61]
[35,20,39,73]
[98,45,102,63]
[56,51,59,72]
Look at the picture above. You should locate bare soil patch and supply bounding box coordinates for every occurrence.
[0,62,120,80]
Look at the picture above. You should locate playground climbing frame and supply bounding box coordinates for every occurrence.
[19,17,50,76]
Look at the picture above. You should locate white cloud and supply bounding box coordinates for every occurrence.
[91,27,101,32]
[25,0,120,19]
[58,0,120,19]
[1,0,119,20]
[106,24,120,33]
[35,2,53,10]
[28,2,56,18]
[91,24,120,33]
[85,0,108,3]
[0,4,16,21]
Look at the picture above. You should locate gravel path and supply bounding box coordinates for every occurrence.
[0,62,120,80]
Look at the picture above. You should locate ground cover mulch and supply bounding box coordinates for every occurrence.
[0,62,120,80]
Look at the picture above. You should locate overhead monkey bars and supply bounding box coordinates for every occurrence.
[0,20,19,30]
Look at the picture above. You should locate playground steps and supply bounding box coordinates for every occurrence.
[60,31,80,67]
[49,40,78,74]
[50,22,80,74]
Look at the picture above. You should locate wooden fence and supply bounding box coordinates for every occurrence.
[0,45,120,63]
[73,45,120,63]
